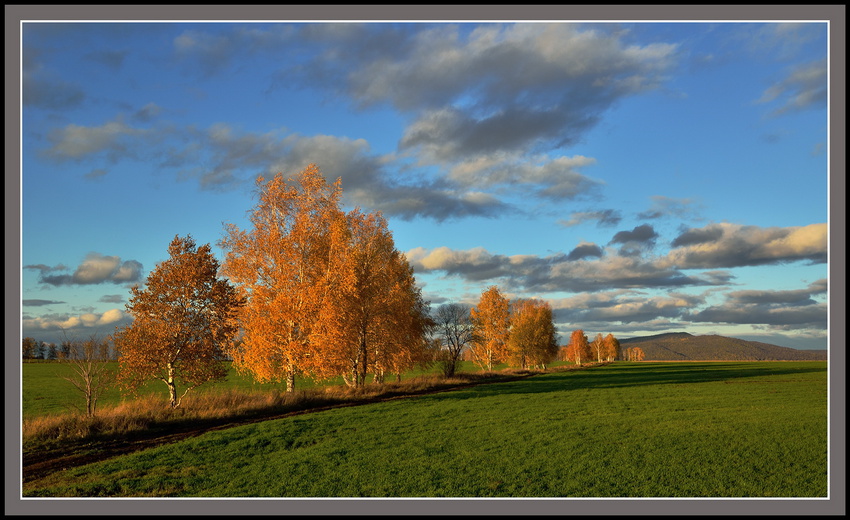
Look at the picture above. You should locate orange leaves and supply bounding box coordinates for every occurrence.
[507,298,559,369]
[469,286,511,371]
[220,165,347,390]
[114,235,244,407]
[564,329,591,366]
[220,164,432,390]
[313,208,433,385]
[625,346,645,361]
[603,333,621,361]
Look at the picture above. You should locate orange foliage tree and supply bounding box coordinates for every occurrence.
[314,209,433,386]
[625,346,646,361]
[506,298,559,369]
[114,235,244,408]
[219,164,348,392]
[590,332,606,363]
[603,333,621,361]
[469,285,511,371]
[564,329,591,366]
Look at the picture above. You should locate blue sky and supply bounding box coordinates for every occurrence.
[18,16,833,350]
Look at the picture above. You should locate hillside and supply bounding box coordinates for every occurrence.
[618,332,827,361]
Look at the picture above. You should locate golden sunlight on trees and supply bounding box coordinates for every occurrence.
[469,285,511,372]
[315,209,433,387]
[590,332,606,363]
[114,235,244,408]
[220,165,348,392]
[506,298,558,370]
[603,333,621,361]
[221,164,433,390]
[564,329,592,366]
[434,303,475,377]
[625,346,646,361]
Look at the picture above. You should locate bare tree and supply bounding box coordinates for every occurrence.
[433,303,475,377]
[60,334,116,417]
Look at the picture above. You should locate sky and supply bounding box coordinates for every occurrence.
[17,14,835,351]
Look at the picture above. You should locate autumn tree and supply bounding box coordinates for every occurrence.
[564,329,591,366]
[114,235,244,408]
[433,303,475,377]
[59,334,115,417]
[469,285,511,371]
[314,209,433,387]
[220,164,348,392]
[590,332,605,363]
[603,333,621,361]
[506,298,559,369]
[625,346,645,361]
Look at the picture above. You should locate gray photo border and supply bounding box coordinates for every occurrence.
[6,4,845,516]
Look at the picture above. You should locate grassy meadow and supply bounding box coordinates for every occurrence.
[21,360,482,419]
[20,361,828,498]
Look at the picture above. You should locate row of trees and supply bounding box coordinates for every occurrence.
[109,165,435,407]
[28,165,632,410]
[22,337,114,361]
[446,286,560,376]
[561,330,622,366]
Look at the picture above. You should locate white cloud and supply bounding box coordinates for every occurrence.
[757,59,827,116]
[663,222,827,269]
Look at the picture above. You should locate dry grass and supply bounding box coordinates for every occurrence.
[22,368,542,447]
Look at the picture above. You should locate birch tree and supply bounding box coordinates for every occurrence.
[220,164,348,392]
[564,329,591,366]
[314,209,433,386]
[506,298,558,369]
[603,333,621,361]
[590,332,605,363]
[114,235,244,408]
[469,285,511,371]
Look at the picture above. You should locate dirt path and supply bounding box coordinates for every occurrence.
[22,369,561,484]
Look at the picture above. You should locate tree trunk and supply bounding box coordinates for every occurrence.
[285,364,296,393]
[358,330,368,387]
[166,362,178,408]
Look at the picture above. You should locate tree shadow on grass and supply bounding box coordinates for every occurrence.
[416,362,828,402]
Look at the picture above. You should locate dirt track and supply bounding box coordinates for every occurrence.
[22,369,556,485]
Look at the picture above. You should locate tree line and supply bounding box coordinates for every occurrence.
[25,165,631,411]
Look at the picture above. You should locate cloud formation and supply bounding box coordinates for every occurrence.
[22,46,85,110]
[161,23,678,218]
[406,245,717,294]
[281,23,677,166]
[26,253,143,286]
[757,58,827,116]
[22,299,65,307]
[558,209,623,228]
[406,222,827,294]
[663,222,827,268]
[22,308,129,333]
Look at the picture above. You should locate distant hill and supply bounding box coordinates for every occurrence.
[618,332,827,361]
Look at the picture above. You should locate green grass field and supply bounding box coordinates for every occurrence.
[20,361,828,498]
